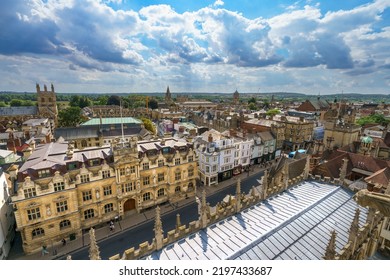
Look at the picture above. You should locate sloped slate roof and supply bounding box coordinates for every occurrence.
[364,167,390,187]
[54,126,100,140]
[0,106,38,116]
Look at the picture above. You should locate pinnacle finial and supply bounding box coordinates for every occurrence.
[348,208,360,242]
[88,228,101,260]
[323,230,337,260]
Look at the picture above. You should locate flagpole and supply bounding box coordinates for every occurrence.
[120,98,125,147]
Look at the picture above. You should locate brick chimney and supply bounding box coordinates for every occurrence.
[208,133,213,143]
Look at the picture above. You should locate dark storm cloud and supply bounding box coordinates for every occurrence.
[0,0,69,55]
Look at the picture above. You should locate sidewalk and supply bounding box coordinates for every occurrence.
[9,162,271,260]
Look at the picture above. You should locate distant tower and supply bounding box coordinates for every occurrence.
[358,135,373,156]
[165,86,172,103]
[233,90,239,105]
[37,83,58,128]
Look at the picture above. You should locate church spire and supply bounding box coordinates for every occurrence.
[165,86,171,102]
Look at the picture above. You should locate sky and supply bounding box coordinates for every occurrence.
[0,0,389,94]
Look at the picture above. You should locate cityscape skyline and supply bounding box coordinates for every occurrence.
[0,0,389,94]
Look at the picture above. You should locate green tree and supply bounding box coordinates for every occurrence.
[78,96,92,108]
[357,113,390,126]
[262,100,270,109]
[0,101,7,107]
[140,117,156,134]
[23,100,35,106]
[133,100,145,108]
[69,95,91,108]
[248,97,256,104]
[95,95,109,105]
[69,95,80,107]
[266,108,281,117]
[10,99,24,106]
[58,107,86,127]
[148,99,158,110]
[248,102,257,111]
[107,95,121,106]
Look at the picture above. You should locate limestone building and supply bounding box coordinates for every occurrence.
[54,117,152,148]
[0,84,58,132]
[194,129,253,186]
[11,137,197,254]
[0,168,15,259]
[323,120,361,150]
[273,115,315,152]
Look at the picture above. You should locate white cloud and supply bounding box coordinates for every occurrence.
[213,0,224,7]
[0,0,389,94]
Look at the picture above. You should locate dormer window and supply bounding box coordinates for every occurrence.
[24,187,37,198]
[54,182,65,192]
[89,159,100,166]
[38,169,51,178]
[143,163,149,170]
[67,162,78,170]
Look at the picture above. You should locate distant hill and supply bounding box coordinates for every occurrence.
[0,91,389,102]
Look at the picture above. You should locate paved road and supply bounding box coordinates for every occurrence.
[64,171,264,260]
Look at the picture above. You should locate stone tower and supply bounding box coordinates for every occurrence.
[165,86,172,103]
[233,90,239,105]
[37,83,58,128]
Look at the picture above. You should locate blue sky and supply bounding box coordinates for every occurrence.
[0,0,389,94]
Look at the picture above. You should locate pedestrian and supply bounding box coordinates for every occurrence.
[61,238,66,246]
[110,223,115,231]
[42,245,49,256]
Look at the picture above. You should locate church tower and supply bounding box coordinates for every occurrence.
[37,83,58,128]
[233,90,239,105]
[165,86,172,103]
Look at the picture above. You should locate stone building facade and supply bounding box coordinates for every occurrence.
[0,84,58,132]
[11,137,197,254]
[323,121,361,150]
[273,115,315,152]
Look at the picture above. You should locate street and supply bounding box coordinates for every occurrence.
[63,170,264,260]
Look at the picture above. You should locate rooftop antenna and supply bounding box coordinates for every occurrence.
[120,98,125,147]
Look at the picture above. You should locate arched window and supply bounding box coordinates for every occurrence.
[143,192,151,201]
[81,140,88,148]
[59,220,71,230]
[188,182,194,190]
[32,228,45,238]
[175,186,181,193]
[157,188,165,197]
